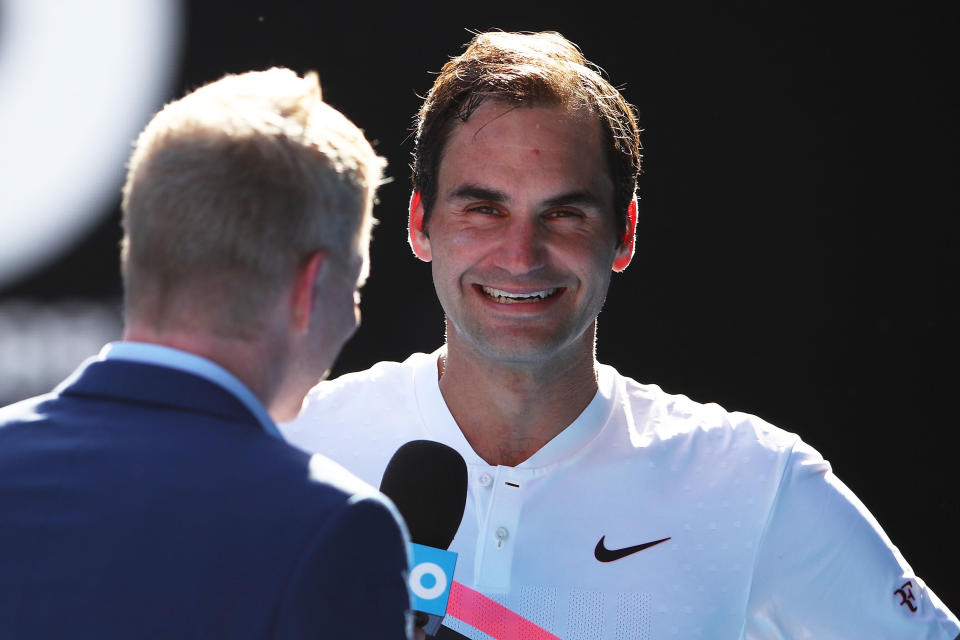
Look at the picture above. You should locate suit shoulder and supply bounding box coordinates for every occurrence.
[258,449,404,536]
[0,392,57,429]
[272,466,411,640]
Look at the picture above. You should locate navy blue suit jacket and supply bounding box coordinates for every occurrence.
[0,359,411,639]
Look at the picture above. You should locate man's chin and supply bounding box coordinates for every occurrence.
[465,336,577,367]
[447,316,594,367]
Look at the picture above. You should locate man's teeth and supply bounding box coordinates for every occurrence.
[481,286,558,303]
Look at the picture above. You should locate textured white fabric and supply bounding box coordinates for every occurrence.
[282,349,959,639]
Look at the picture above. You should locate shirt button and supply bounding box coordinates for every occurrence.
[495,526,509,542]
[478,473,492,487]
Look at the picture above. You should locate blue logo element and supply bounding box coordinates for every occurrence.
[408,543,458,616]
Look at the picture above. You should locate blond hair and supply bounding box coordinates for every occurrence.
[121,67,384,329]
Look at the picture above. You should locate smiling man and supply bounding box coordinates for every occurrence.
[409,101,629,468]
[282,32,959,639]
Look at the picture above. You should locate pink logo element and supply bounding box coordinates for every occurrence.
[894,580,918,613]
[447,581,562,640]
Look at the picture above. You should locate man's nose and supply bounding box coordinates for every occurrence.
[496,216,547,274]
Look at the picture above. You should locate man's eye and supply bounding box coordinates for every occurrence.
[545,208,582,219]
[466,204,500,215]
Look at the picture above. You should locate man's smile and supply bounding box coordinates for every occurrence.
[477,285,564,304]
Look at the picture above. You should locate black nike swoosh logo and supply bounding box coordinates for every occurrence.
[594,535,671,562]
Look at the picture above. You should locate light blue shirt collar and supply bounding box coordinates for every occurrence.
[98,341,283,440]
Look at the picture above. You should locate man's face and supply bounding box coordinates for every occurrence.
[411,102,631,366]
[309,223,370,379]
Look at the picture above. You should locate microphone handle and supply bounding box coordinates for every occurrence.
[433,625,470,639]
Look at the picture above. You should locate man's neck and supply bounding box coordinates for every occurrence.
[438,340,599,467]
[123,324,290,420]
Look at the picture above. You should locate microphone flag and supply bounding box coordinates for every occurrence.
[409,543,458,619]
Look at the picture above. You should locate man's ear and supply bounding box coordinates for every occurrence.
[407,191,432,262]
[612,197,637,272]
[291,250,325,333]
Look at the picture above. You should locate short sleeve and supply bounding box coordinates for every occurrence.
[744,439,959,639]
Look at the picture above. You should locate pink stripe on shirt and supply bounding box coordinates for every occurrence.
[447,581,561,640]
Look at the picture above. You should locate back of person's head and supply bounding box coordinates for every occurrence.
[121,67,385,334]
[412,30,641,240]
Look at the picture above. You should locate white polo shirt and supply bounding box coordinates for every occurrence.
[281,350,959,639]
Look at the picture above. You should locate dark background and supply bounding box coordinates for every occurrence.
[3,1,956,610]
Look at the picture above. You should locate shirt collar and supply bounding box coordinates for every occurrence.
[99,341,283,440]
[414,347,616,470]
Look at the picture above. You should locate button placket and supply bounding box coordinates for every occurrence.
[475,468,525,592]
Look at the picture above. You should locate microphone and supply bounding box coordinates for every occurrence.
[380,440,467,636]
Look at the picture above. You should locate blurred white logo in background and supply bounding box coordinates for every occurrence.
[0,0,182,402]
[0,0,183,289]
[0,299,123,404]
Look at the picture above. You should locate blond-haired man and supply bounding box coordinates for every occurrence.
[0,68,413,639]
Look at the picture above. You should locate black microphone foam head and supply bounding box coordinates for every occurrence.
[379,440,468,550]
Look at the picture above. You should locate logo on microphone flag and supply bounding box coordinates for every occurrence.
[409,543,458,615]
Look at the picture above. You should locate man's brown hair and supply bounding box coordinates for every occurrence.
[412,30,641,241]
